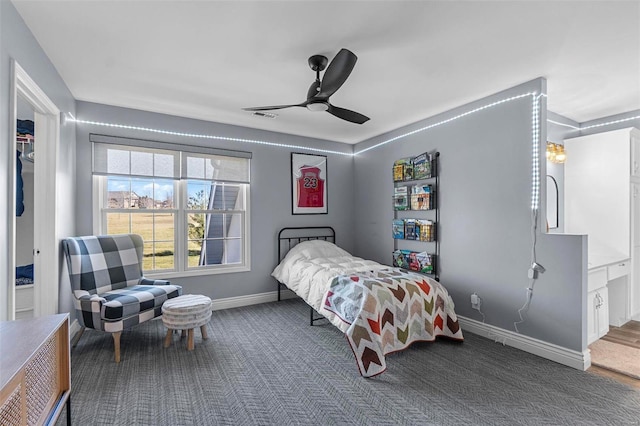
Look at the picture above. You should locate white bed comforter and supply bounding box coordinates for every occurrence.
[271,240,388,332]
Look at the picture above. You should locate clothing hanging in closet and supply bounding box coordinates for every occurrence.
[16,151,24,216]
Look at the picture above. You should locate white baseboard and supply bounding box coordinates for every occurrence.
[457,316,591,371]
[199,293,593,371]
[211,288,297,311]
[69,318,82,340]
[66,290,298,337]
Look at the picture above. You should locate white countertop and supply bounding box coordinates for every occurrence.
[588,251,630,270]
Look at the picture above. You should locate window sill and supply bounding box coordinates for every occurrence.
[146,264,251,280]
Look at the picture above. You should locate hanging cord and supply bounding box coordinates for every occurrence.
[514,207,540,333]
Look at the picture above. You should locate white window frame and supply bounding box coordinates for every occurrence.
[92,139,251,279]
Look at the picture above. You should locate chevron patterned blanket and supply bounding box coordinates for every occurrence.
[322,268,463,377]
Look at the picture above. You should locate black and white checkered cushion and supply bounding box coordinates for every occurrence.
[63,234,182,333]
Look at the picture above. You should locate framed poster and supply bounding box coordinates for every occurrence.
[291,152,328,214]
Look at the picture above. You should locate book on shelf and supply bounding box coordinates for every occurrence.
[392,219,405,239]
[404,219,417,240]
[410,251,434,274]
[410,184,432,210]
[392,250,435,274]
[416,219,434,242]
[412,152,432,179]
[393,163,404,182]
[392,249,411,269]
[394,186,409,210]
[393,158,412,182]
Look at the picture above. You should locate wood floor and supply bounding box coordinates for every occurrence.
[601,320,640,349]
[588,320,640,390]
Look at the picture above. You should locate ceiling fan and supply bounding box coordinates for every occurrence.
[243,48,369,124]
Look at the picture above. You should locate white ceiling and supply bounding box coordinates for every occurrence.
[11,0,640,144]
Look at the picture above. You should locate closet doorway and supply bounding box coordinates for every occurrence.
[7,61,60,320]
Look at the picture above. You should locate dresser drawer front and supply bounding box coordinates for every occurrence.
[588,268,608,292]
[608,261,630,281]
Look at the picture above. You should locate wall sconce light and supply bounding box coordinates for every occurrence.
[546,142,566,164]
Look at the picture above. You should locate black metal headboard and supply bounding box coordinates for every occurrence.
[277,226,336,262]
[276,226,336,301]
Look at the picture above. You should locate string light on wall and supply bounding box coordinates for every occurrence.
[66,92,543,210]
[546,142,566,164]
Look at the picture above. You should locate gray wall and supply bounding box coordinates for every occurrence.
[75,101,356,300]
[0,1,76,321]
[352,79,586,351]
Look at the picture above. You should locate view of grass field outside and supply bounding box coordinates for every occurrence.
[107,176,184,271]
[97,144,249,273]
[106,177,243,272]
[106,212,179,270]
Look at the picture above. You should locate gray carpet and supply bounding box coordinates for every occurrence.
[59,298,640,426]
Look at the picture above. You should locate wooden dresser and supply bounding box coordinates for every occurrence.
[0,314,71,425]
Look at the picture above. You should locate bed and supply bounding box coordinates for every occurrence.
[272,227,463,377]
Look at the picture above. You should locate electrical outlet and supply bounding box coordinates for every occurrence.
[471,293,480,310]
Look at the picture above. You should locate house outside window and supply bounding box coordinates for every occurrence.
[92,135,251,277]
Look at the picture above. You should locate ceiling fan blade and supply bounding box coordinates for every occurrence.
[327,104,370,124]
[242,103,304,111]
[317,48,357,98]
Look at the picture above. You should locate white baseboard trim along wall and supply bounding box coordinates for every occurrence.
[457,316,591,371]
[210,289,297,311]
[67,290,297,341]
[69,319,82,342]
[208,292,591,371]
[67,291,590,371]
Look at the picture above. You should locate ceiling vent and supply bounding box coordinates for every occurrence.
[251,111,278,119]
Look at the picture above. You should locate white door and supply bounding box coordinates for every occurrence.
[6,61,60,320]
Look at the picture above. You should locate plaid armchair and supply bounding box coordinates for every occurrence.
[62,234,182,362]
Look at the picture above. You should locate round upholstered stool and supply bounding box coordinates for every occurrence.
[162,294,212,351]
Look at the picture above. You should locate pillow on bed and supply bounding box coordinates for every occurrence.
[285,240,350,260]
[272,240,350,282]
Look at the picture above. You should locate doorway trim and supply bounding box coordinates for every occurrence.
[7,60,60,320]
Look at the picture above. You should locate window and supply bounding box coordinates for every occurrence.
[92,135,250,276]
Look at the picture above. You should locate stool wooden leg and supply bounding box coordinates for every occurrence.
[200,325,208,340]
[187,329,195,351]
[181,330,186,339]
[164,329,173,348]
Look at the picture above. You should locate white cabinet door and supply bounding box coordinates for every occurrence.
[633,183,640,318]
[587,287,610,345]
[597,287,610,338]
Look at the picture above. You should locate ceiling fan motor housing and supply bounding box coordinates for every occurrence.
[306,102,329,112]
[308,55,328,72]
